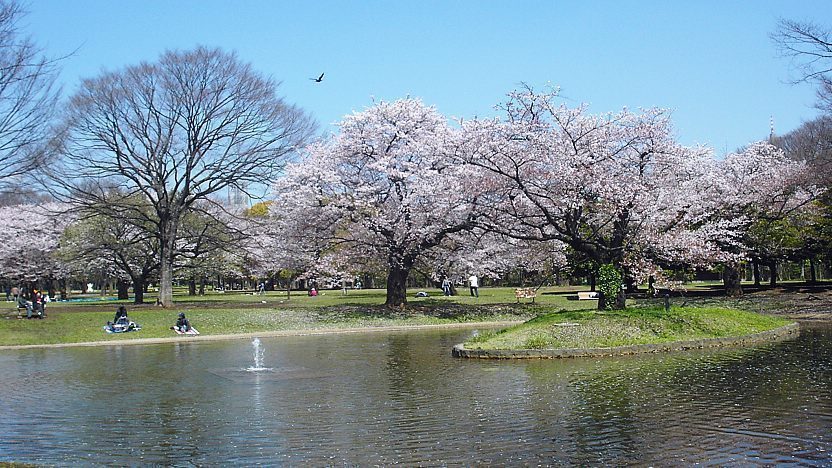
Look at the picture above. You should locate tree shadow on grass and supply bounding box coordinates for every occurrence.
[313,302,537,321]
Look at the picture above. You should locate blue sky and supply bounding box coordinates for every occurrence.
[26,0,831,153]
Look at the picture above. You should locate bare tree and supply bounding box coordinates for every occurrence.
[0,0,59,190]
[772,19,832,111]
[775,115,832,181]
[50,47,316,307]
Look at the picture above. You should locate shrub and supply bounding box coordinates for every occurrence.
[598,263,623,310]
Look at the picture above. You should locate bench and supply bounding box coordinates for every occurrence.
[8,304,45,319]
[577,291,599,300]
[515,287,537,303]
[4,306,29,319]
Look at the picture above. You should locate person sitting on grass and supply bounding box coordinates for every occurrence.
[172,312,191,333]
[113,305,128,325]
[107,305,138,331]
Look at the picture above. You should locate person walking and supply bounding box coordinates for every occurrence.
[469,274,479,298]
[441,277,452,296]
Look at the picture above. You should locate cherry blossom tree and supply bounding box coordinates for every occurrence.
[459,87,816,307]
[273,98,484,306]
[246,208,338,298]
[49,47,315,307]
[423,230,567,290]
[459,87,735,308]
[706,141,815,295]
[0,203,72,295]
[272,87,815,308]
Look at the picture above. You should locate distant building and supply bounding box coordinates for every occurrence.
[228,185,250,212]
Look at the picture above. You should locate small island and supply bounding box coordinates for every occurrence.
[453,306,799,359]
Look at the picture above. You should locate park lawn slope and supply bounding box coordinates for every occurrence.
[0,304,534,347]
[465,306,791,350]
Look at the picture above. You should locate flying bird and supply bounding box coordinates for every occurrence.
[310,72,324,83]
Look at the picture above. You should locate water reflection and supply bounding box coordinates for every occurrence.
[0,323,830,465]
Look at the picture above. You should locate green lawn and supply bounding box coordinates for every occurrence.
[0,285,794,347]
[465,306,792,350]
[2,286,569,346]
[102,285,601,308]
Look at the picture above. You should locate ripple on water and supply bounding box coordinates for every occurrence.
[0,325,831,464]
[206,366,331,383]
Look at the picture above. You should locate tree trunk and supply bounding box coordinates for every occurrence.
[810,257,817,283]
[199,277,206,295]
[723,264,743,297]
[188,277,196,296]
[616,289,626,309]
[158,254,174,307]
[624,275,637,293]
[157,215,179,307]
[768,260,778,287]
[133,277,145,304]
[116,279,130,300]
[589,273,596,292]
[385,264,411,307]
[753,261,761,286]
[46,278,56,299]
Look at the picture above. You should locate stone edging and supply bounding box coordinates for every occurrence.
[451,322,800,359]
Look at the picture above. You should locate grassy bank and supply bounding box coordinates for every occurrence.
[0,286,588,346]
[0,299,535,347]
[465,306,792,350]
[1,284,822,347]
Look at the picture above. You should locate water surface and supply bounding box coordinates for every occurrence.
[1,323,830,465]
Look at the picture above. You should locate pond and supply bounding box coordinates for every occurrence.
[1,323,830,465]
